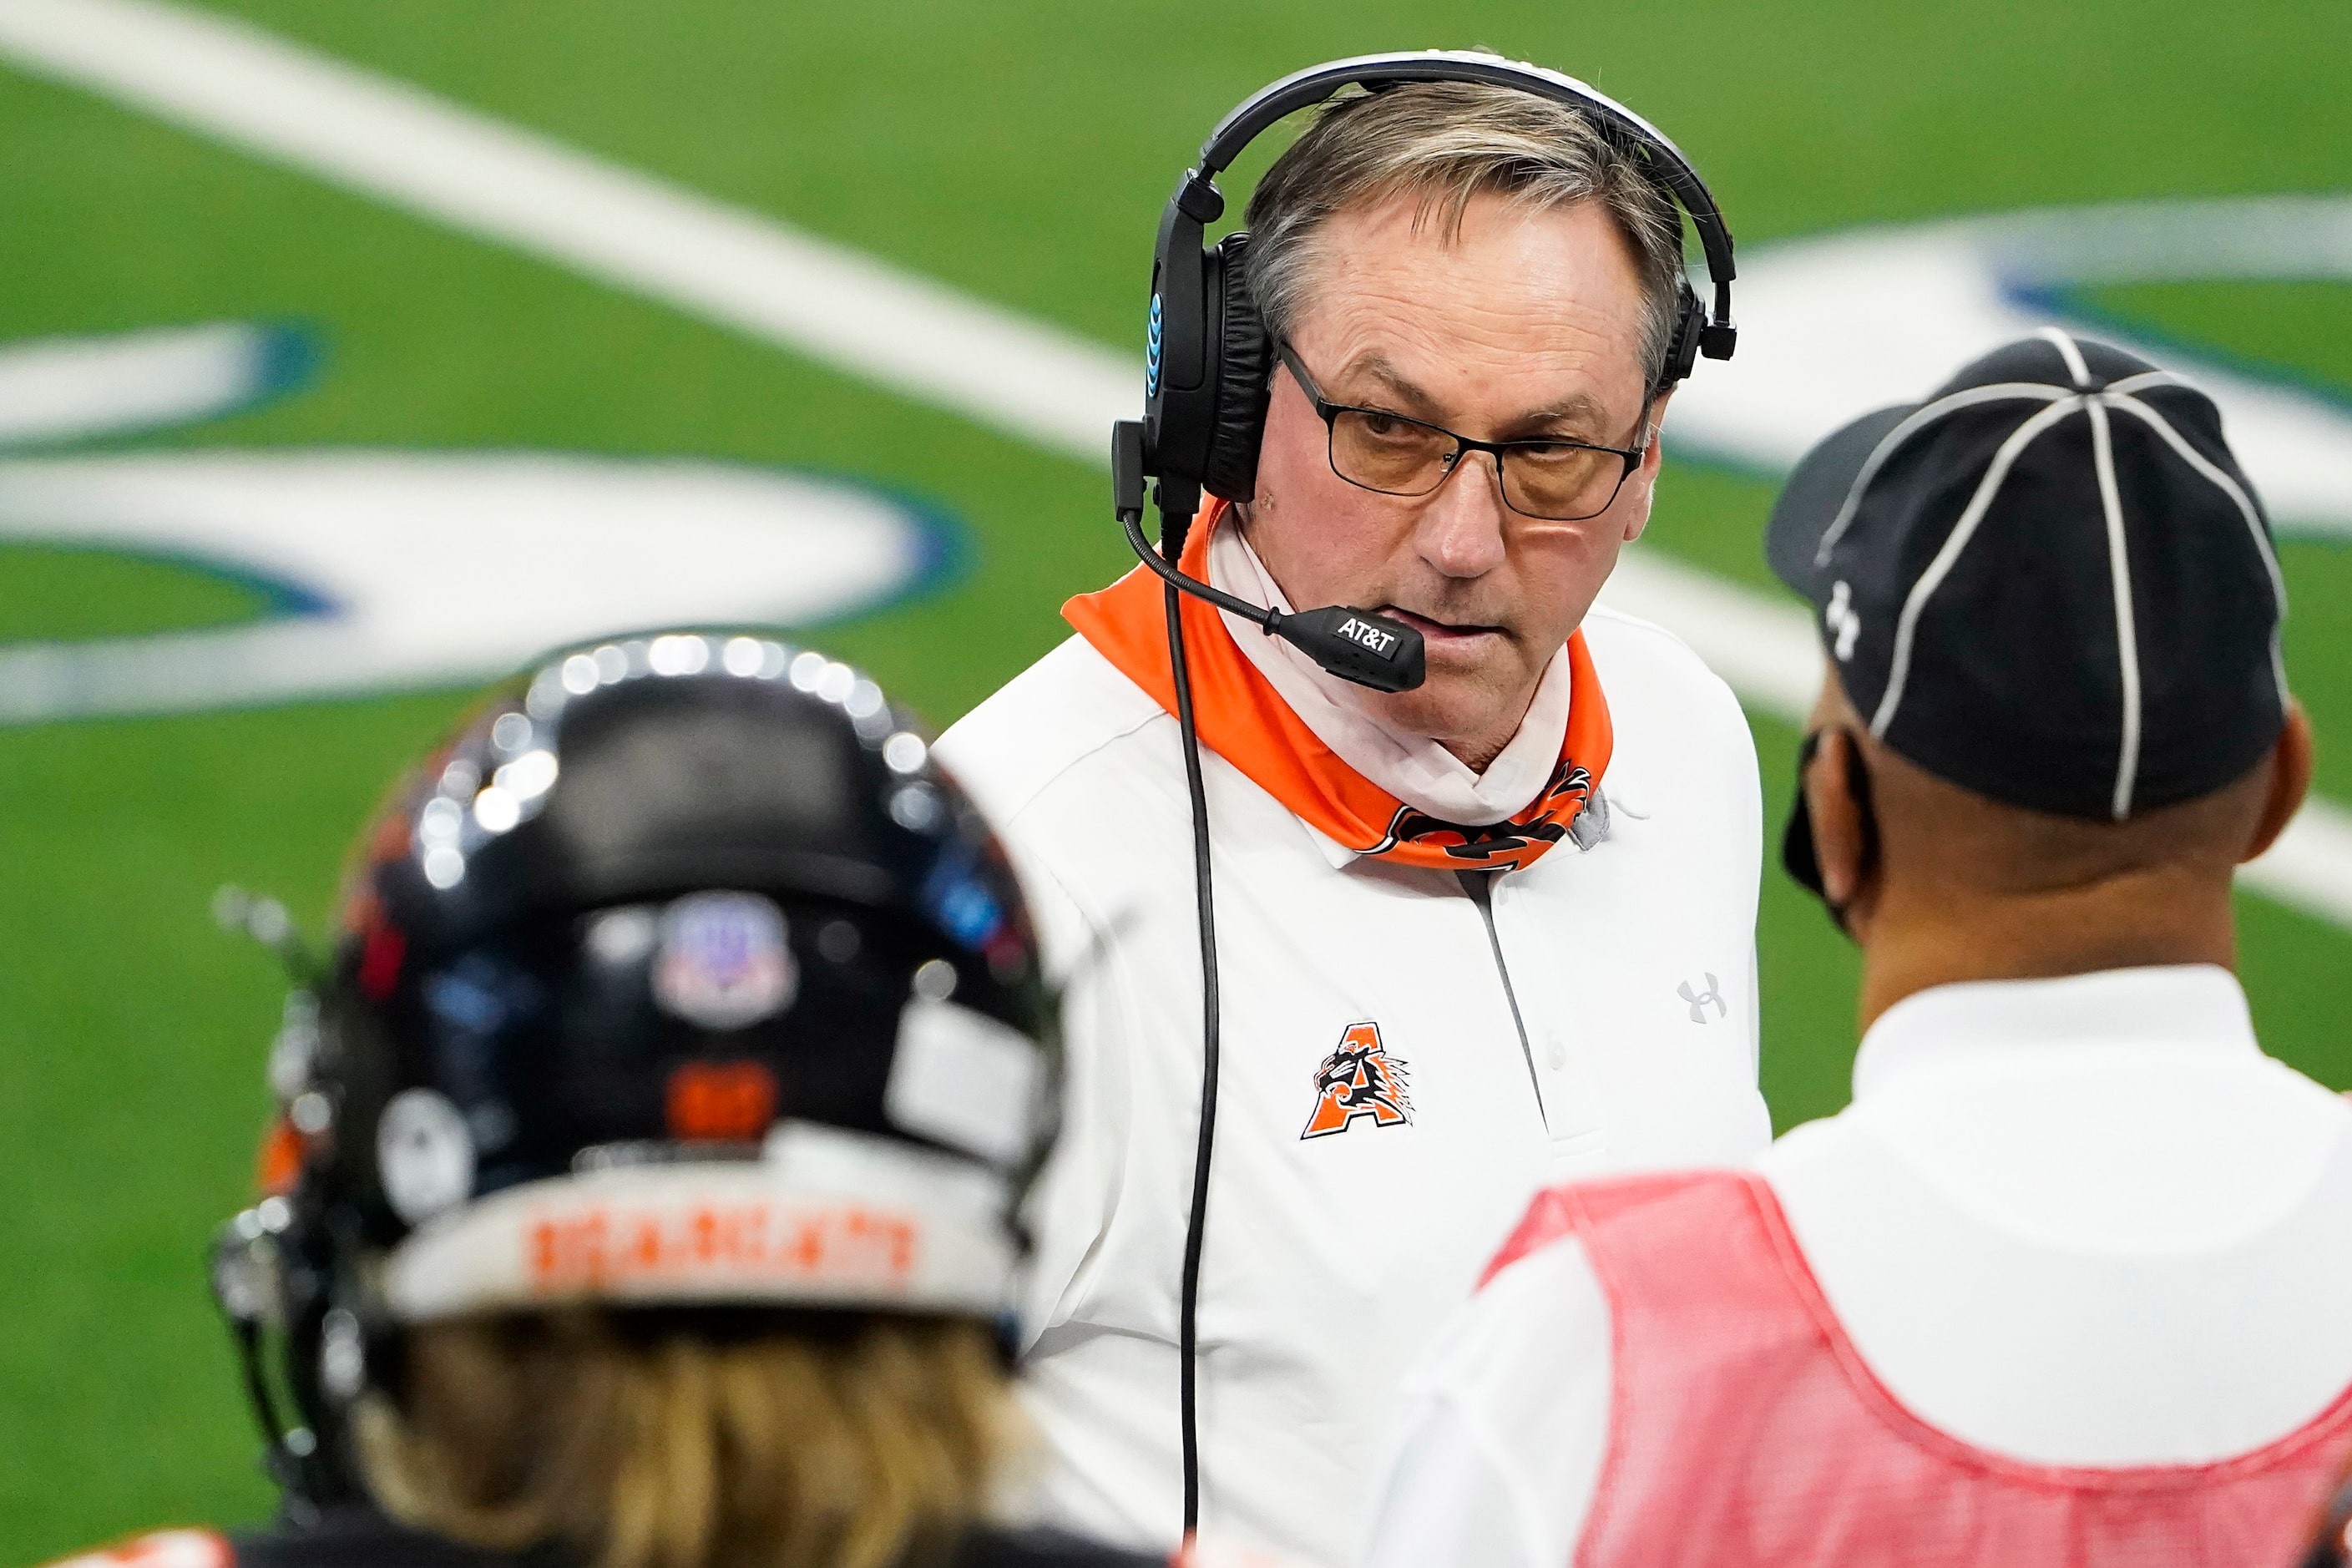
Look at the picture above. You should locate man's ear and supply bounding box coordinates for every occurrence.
[1641,388,1675,473]
[2244,702,2314,863]
[1619,389,1675,544]
[1807,727,1879,937]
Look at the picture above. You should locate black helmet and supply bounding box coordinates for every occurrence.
[210,631,1057,1507]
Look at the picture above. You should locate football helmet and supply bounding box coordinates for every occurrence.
[210,631,1056,1509]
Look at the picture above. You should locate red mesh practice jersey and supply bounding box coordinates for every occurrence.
[1484,1170,2352,1568]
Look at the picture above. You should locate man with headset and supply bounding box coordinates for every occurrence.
[1358,334,2352,1567]
[937,53,1767,1565]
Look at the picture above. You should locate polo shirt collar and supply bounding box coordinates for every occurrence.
[1851,963,2260,1104]
[1301,818,1362,871]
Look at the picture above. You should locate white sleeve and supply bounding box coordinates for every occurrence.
[1357,1236,1616,1568]
[933,692,1144,1350]
[1004,838,1133,1346]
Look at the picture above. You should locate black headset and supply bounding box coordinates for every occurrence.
[1105,50,1738,1540]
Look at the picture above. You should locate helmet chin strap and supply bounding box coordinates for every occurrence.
[211,1191,373,1520]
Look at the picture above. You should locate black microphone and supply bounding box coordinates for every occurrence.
[1112,420,1427,695]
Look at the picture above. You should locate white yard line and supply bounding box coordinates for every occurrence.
[0,0,1131,463]
[5,0,2349,933]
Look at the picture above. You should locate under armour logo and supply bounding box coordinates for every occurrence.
[1824,580,1862,662]
[1677,974,1726,1024]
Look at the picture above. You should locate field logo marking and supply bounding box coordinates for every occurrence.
[0,320,315,449]
[0,327,955,723]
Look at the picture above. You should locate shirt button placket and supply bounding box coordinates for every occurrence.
[1495,874,1569,1078]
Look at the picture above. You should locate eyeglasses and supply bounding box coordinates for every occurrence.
[1276,342,1650,523]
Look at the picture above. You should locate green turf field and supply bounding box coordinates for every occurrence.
[3,0,2348,1553]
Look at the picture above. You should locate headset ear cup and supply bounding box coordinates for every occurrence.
[1201,232,1273,503]
[1660,283,1703,387]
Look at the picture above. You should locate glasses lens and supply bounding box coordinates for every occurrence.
[1500,443,1625,521]
[1329,409,1454,496]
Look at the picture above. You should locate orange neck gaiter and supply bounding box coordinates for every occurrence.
[1063,503,1612,872]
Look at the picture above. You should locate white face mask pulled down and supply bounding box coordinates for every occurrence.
[1207,513,1576,827]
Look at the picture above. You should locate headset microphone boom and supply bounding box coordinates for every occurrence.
[1108,49,1738,1539]
[1110,419,1427,693]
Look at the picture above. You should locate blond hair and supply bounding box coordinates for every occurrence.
[358,1311,1019,1568]
[1243,76,1687,385]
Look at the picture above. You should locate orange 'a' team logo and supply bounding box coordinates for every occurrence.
[1301,1021,1414,1140]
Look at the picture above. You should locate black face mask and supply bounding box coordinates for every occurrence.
[1781,729,1879,938]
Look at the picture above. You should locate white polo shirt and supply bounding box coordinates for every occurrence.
[1362,964,2352,1568]
[935,604,1771,1565]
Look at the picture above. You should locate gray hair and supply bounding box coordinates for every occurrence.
[1242,78,1687,388]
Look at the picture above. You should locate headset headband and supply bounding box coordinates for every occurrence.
[1173,50,1736,356]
